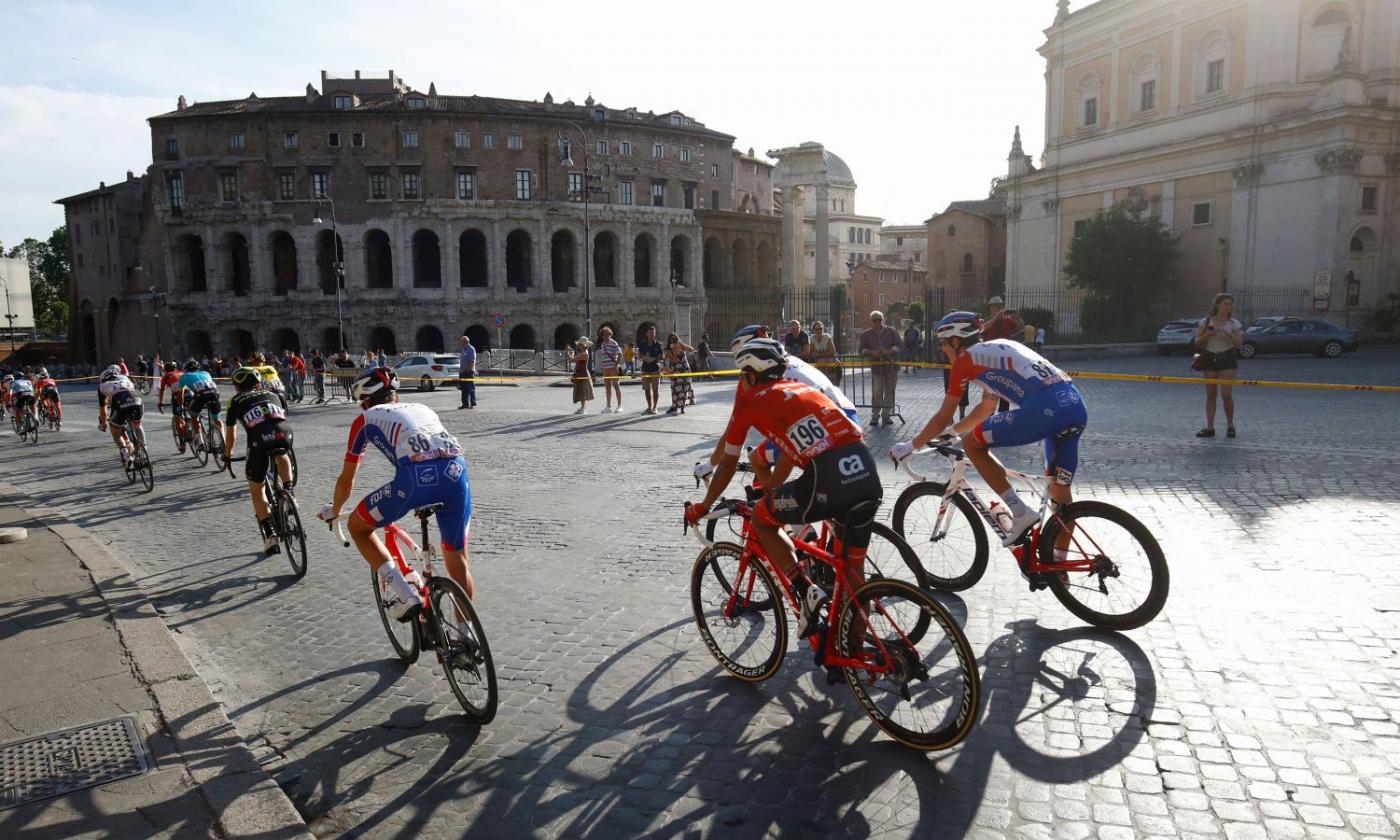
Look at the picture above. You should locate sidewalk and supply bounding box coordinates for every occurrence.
[0,490,309,838]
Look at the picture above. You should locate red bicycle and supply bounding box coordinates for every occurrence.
[686,495,980,751]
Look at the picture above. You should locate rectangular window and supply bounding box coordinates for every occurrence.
[369,172,389,200]
[312,171,330,198]
[1207,59,1225,93]
[620,140,631,155]
[680,148,691,163]
[849,228,855,243]
[652,143,664,158]
[333,95,352,109]
[77,253,83,267]
[1191,201,1213,227]
[1140,80,1156,112]
[230,131,245,150]
[402,130,418,148]
[1361,186,1378,213]
[167,173,184,209]
[711,189,720,209]
[683,182,695,209]
[711,163,719,178]
[407,97,425,110]
[351,131,365,148]
[164,138,178,160]
[278,172,296,200]
[455,130,470,149]
[72,224,81,246]
[402,171,420,199]
[568,172,584,198]
[1083,97,1098,127]
[284,130,298,149]
[220,172,238,202]
[619,180,633,206]
[507,132,522,149]
[1073,219,1088,237]
[596,140,608,156]
[327,131,341,148]
[515,169,532,200]
[456,171,475,199]
[483,132,496,149]
[651,180,665,207]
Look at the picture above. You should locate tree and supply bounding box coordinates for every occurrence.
[3,227,70,336]
[907,301,926,328]
[1063,202,1177,338]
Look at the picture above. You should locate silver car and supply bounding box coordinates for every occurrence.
[1155,320,1198,355]
[393,353,461,391]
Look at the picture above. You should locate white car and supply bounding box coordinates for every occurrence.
[393,353,461,391]
[1155,320,1197,355]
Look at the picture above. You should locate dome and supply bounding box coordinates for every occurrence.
[823,150,855,185]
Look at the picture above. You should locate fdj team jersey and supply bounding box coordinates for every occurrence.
[947,339,1072,408]
[345,402,463,468]
[176,371,218,394]
[722,379,863,469]
[227,389,287,432]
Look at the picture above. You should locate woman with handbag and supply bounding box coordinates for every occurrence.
[1193,293,1244,438]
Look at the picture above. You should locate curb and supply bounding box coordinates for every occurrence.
[0,480,312,839]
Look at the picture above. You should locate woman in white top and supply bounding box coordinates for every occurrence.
[597,327,623,414]
[1194,293,1244,438]
[807,321,840,385]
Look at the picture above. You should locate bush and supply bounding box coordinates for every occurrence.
[1375,293,1400,332]
[1019,307,1055,339]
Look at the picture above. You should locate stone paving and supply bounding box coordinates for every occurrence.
[1,348,1398,838]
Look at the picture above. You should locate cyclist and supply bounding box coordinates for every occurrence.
[0,373,13,419]
[35,368,61,423]
[177,359,222,439]
[890,311,1087,547]
[319,368,472,620]
[97,366,146,461]
[247,352,288,409]
[222,367,294,555]
[9,371,37,428]
[685,337,882,635]
[157,361,194,451]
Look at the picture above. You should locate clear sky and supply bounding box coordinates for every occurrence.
[0,0,1061,248]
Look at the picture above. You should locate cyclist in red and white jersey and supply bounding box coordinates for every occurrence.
[320,368,473,619]
[34,368,61,422]
[891,311,1087,546]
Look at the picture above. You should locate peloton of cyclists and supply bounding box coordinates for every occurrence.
[223,367,294,555]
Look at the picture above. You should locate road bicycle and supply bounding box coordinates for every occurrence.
[15,402,39,444]
[226,452,307,578]
[328,507,498,724]
[201,405,228,472]
[110,417,154,492]
[39,396,61,432]
[892,439,1168,631]
[685,493,980,751]
[169,404,199,461]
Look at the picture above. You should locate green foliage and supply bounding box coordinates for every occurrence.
[3,227,70,336]
[1019,306,1055,338]
[1375,293,1400,332]
[906,301,925,327]
[1064,203,1178,339]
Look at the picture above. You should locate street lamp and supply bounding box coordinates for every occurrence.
[558,122,595,343]
[312,193,347,354]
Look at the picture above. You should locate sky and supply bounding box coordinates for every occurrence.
[0,0,1060,248]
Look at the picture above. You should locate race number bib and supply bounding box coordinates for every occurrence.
[785,414,828,454]
[244,402,285,427]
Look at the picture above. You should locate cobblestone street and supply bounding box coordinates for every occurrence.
[2,349,1399,838]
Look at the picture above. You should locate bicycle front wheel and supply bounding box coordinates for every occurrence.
[277,494,308,579]
[690,542,788,682]
[370,566,419,663]
[206,410,226,470]
[836,579,980,751]
[429,577,498,724]
[287,446,299,487]
[891,481,989,591]
[133,437,154,492]
[190,418,210,467]
[1038,501,1168,631]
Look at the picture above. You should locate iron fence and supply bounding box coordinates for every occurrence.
[702,287,849,349]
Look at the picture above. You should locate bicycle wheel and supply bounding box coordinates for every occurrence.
[277,492,308,579]
[27,414,38,444]
[428,577,498,723]
[120,439,137,485]
[206,410,226,471]
[170,415,183,454]
[287,445,299,487]
[836,578,980,751]
[1037,501,1168,631]
[690,542,788,682]
[190,417,210,467]
[370,565,419,663]
[130,435,154,492]
[891,482,989,592]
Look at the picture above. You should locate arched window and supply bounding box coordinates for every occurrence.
[1303,6,1353,78]
[1075,71,1103,130]
[1195,28,1232,99]
[961,253,975,274]
[1130,51,1161,115]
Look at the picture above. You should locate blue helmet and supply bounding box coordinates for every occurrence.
[935,311,983,341]
[730,324,772,352]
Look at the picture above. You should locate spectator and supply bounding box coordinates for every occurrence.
[808,321,840,385]
[310,350,327,403]
[696,333,712,378]
[570,337,594,414]
[664,332,695,415]
[376,348,388,368]
[359,349,374,368]
[1194,292,1244,438]
[903,322,921,373]
[1034,326,1046,353]
[981,296,1024,412]
[597,327,623,413]
[457,335,478,410]
[783,319,810,360]
[1020,321,1036,346]
[623,342,637,375]
[637,326,664,415]
[859,310,901,426]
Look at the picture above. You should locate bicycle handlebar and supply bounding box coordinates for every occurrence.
[683,500,744,549]
[895,437,965,482]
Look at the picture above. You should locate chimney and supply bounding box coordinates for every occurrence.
[306,83,318,103]
[176,94,187,110]
[126,170,134,181]
[355,70,361,79]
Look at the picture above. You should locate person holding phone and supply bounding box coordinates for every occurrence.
[1194,293,1244,438]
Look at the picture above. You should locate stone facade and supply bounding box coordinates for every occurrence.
[60,71,778,361]
[849,260,927,323]
[926,200,1008,308]
[769,142,883,292]
[878,224,927,263]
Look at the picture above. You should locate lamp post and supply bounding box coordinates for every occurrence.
[558,122,594,343]
[312,194,347,354]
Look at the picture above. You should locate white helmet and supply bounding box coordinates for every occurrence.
[934,311,983,341]
[734,337,787,379]
[100,366,122,382]
[350,368,399,403]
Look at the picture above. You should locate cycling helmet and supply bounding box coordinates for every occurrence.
[935,311,984,341]
[100,366,122,383]
[184,359,199,372]
[35,368,48,379]
[164,361,177,372]
[734,337,787,379]
[730,324,764,352]
[230,366,261,389]
[2,374,12,383]
[351,368,399,404]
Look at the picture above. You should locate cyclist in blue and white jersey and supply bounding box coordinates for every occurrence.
[176,359,222,436]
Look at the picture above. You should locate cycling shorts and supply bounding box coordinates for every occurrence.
[40,387,59,401]
[755,441,882,551]
[354,455,472,552]
[13,394,34,411]
[754,408,859,467]
[110,397,143,428]
[245,423,292,483]
[974,382,1087,486]
[188,390,221,419]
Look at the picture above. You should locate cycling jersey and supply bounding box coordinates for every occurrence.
[755,442,882,551]
[176,371,218,395]
[227,389,287,433]
[947,339,1072,407]
[252,365,285,391]
[784,356,856,416]
[9,379,34,397]
[98,375,139,402]
[36,377,58,395]
[99,376,142,424]
[722,379,863,469]
[344,403,463,468]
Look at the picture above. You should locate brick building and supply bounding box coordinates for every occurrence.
[849,259,927,324]
[59,70,778,362]
[925,198,1007,309]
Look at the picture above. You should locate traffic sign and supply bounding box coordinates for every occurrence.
[491,313,507,328]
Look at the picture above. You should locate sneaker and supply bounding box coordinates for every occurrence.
[1001,509,1040,547]
[882,417,894,427]
[600,406,613,414]
[574,406,586,415]
[613,405,623,414]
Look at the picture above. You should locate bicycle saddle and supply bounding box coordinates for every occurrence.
[414,504,445,519]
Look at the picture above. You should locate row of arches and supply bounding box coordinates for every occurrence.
[169,227,711,296]
[701,236,775,289]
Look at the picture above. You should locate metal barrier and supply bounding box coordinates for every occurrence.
[479,349,569,373]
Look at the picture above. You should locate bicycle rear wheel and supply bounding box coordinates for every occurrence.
[190,418,210,467]
[277,492,308,579]
[132,436,154,492]
[429,577,498,723]
[370,565,419,663]
[205,410,227,471]
[287,446,299,487]
[170,415,183,454]
[1037,501,1168,631]
[836,579,980,751]
[891,481,989,592]
[690,542,788,682]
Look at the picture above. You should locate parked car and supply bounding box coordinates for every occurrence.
[1245,315,1302,333]
[1238,319,1359,359]
[393,353,461,390]
[1155,320,1198,355]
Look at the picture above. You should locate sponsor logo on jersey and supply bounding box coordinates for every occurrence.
[837,455,865,477]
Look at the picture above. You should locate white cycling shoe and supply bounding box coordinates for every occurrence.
[380,571,423,621]
[1000,509,1041,547]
